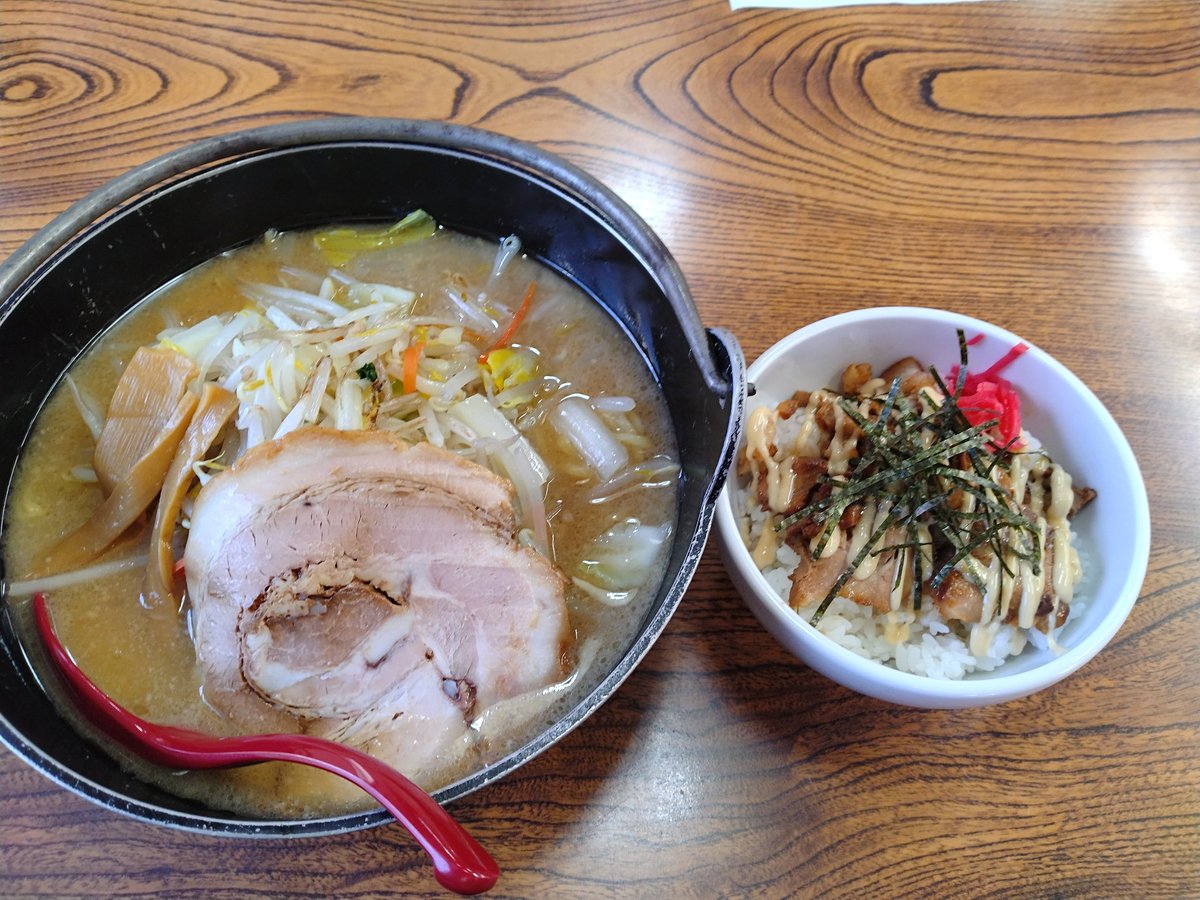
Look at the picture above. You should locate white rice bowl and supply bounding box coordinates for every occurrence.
[715,307,1149,708]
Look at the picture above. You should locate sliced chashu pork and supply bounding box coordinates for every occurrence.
[184,428,572,786]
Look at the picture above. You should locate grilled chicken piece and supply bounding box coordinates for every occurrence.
[840,363,874,395]
[844,549,908,613]
[184,428,572,784]
[927,533,1067,633]
[880,356,936,394]
[787,539,908,614]
[789,456,828,512]
[777,390,812,420]
[928,569,984,623]
[1071,486,1098,517]
[787,545,848,612]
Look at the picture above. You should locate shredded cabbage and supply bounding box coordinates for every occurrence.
[550,396,629,480]
[312,209,437,266]
[573,520,671,606]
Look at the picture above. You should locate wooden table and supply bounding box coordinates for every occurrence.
[3,1,1197,896]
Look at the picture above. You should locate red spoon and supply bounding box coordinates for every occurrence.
[31,592,499,895]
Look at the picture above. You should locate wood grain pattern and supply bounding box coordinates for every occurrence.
[2,0,1198,896]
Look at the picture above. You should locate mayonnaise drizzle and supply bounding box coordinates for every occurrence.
[752,513,777,569]
[1018,518,1048,629]
[745,405,795,513]
[888,547,908,613]
[810,520,841,559]
[1047,463,1076,612]
[827,401,857,476]
[848,502,880,579]
[884,610,910,645]
[791,392,828,459]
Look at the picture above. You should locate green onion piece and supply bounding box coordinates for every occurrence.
[313,209,437,266]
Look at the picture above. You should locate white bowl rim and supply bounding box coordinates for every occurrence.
[716,306,1151,704]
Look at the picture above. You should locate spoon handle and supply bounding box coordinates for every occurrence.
[208,734,500,895]
[32,593,498,895]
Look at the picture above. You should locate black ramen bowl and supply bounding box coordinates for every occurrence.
[0,118,744,835]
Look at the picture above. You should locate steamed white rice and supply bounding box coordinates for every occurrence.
[738,489,1081,680]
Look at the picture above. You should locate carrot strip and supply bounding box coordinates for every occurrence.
[479,282,535,362]
[402,341,425,394]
